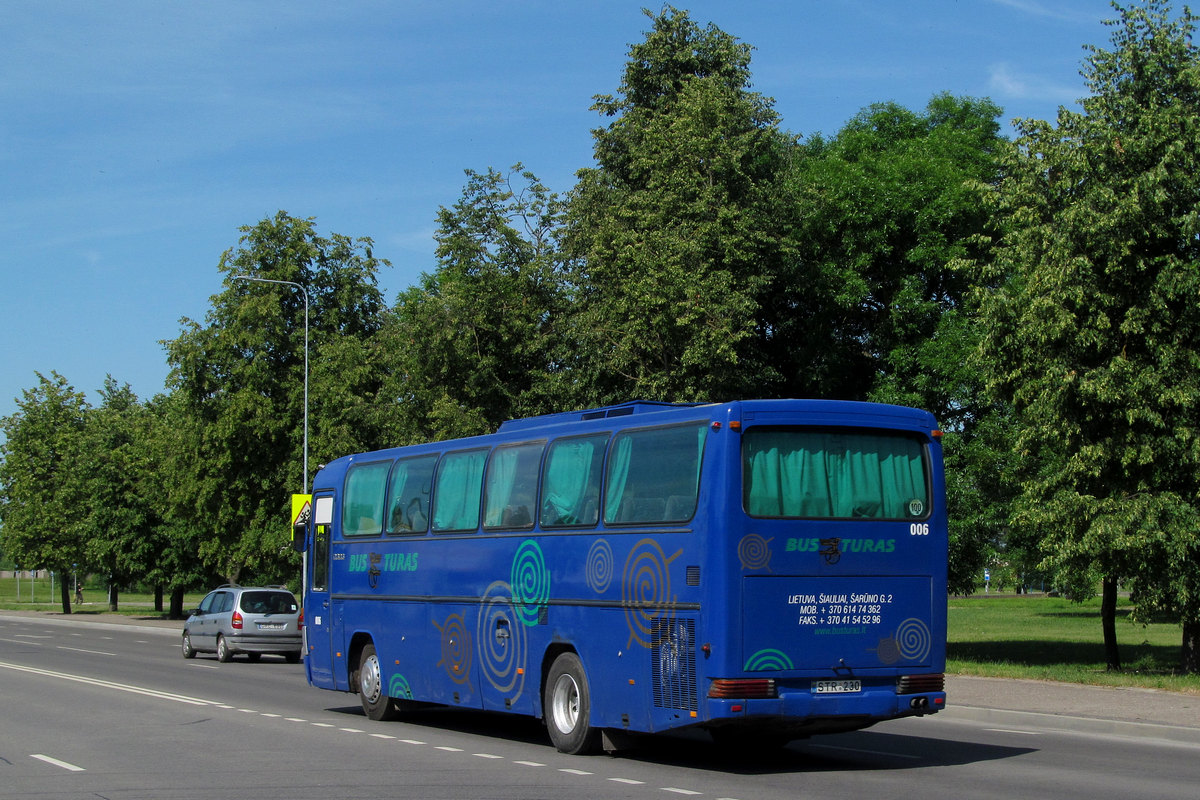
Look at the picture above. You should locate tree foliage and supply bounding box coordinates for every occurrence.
[164,211,388,584]
[564,6,794,403]
[381,166,568,442]
[0,372,90,612]
[979,1,1200,669]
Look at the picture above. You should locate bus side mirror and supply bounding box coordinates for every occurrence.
[292,519,307,552]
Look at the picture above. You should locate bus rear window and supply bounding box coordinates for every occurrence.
[743,428,929,520]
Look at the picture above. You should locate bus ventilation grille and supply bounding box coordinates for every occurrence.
[897,673,945,694]
[652,618,698,711]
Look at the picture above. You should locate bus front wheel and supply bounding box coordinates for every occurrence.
[358,643,399,721]
[544,652,600,755]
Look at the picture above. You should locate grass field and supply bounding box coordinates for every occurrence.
[0,577,204,616]
[948,594,1199,693]
[1,577,1196,693]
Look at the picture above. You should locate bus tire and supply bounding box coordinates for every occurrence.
[358,643,399,721]
[544,652,600,755]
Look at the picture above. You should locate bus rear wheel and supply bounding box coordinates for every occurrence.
[544,652,600,755]
[358,643,399,721]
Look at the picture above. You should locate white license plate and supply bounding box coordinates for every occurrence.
[257,623,285,630]
[813,679,861,694]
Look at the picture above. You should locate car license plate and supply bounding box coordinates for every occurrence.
[813,679,861,694]
[257,622,285,630]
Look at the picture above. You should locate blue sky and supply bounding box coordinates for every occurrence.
[2,0,1120,424]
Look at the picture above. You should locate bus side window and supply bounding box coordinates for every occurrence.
[343,460,391,536]
[484,442,544,530]
[387,454,438,534]
[540,434,607,527]
[432,449,487,533]
[604,423,706,524]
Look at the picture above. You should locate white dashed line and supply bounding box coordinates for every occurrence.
[436,746,464,752]
[31,754,85,772]
[662,789,702,796]
[474,753,504,759]
[609,777,645,785]
[560,768,593,775]
[514,760,544,767]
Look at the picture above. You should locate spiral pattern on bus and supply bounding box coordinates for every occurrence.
[434,612,472,684]
[388,672,413,700]
[510,539,550,626]
[585,538,614,593]
[744,648,794,672]
[476,580,527,697]
[621,538,682,649]
[737,533,773,572]
[895,617,931,662]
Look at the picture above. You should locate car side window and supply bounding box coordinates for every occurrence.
[198,593,216,614]
[217,592,234,613]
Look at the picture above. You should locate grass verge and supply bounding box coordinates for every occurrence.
[949,594,1200,694]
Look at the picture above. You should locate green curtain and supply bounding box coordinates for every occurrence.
[432,450,486,531]
[541,435,605,526]
[744,430,926,519]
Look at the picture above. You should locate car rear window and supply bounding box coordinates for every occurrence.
[239,591,297,615]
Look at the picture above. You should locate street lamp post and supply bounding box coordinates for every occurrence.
[232,276,310,493]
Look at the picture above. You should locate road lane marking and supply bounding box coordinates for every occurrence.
[609,778,645,785]
[985,728,1042,735]
[0,660,218,706]
[808,742,921,760]
[662,790,702,796]
[31,754,85,772]
[56,646,117,656]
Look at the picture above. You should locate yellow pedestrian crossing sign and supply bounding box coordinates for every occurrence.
[291,494,312,540]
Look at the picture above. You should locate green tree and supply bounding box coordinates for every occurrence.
[781,94,1007,592]
[78,378,159,611]
[142,391,212,618]
[0,372,90,613]
[979,1,1200,671]
[381,165,568,442]
[165,211,388,584]
[564,6,794,403]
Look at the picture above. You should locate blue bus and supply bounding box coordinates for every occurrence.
[298,399,947,753]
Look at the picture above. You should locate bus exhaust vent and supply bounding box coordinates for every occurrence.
[652,618,697,711]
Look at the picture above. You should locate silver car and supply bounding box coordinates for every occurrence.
[182,585,302,663]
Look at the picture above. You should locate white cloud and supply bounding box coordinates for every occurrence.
[988,62,1085,104]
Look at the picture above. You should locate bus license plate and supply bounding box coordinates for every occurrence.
[813,680,861,694]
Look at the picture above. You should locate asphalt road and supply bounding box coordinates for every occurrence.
[2,612,1198,800]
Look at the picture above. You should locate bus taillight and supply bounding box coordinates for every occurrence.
[708,679,777,699]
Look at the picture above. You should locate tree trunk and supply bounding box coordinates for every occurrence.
[1101,576,1120,671]
[1183,620,1200,675]
[108,584,119,613]
[169,587,187,620]
[60,575,72,614]
[154,585,164,613]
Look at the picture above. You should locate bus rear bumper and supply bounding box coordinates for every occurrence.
[704,687,946,734]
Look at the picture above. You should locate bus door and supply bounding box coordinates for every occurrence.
[305,493,336,689]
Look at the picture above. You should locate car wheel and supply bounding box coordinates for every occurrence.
[182,632,196,659]
[544,652,600,754]
[216,634,232,663]
[358,643,399,721]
